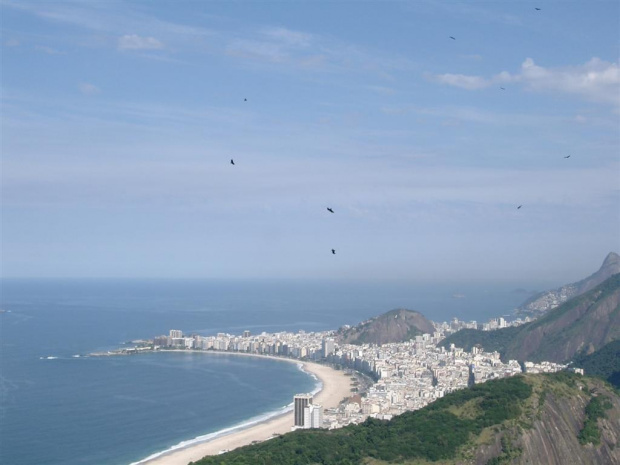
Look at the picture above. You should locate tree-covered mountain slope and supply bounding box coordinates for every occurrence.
[440,273,620,363]
[192,373,619,465]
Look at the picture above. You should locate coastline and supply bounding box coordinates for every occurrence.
[135,352,354,465]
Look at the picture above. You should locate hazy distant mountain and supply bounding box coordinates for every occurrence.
[195,373,620,465]
[575,252,620,294]
[336,308,435,346]
[441,273,620,363]
[517,252,620,318]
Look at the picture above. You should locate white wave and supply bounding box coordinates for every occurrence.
[45,356,58,360]
[129,402,295,465]
[296,363,323,397]
[130,358,322,464]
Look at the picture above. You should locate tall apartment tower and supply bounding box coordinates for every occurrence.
[303,404,323,429]
[169,329,183,338]
[322,338,335,358]
[294,394,313,427]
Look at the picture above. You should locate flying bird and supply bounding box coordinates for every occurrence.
[535,7,541,11]
[449,36,456,40]
[517,205,523,210]
[244,98,247,102]
[327,207,334,213]
[500,87,506,90]
[331,249,336,255]
[230,159,235,165]
[564,155,571,159]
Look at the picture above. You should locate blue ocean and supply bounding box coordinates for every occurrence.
[0,279,550,465]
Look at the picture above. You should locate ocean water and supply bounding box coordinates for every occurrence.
[0,278,549,465]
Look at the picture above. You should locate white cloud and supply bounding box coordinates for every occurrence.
[5,39,20,47]
[118,34,164,50]
[430,73,490,90]
[78,83,101,95]
[226,27,315,64]
[519,57,619,106]
[225,25,414,76]
[35,45,65,55]
[226,39,286,62]
[261,27,312,47]
[430,58,620,106]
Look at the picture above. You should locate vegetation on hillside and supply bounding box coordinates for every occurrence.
[438,326,520,357]
[193,376,532,465]
[572,340,620,388]
[578,394,613,446]
[440,273,620,363]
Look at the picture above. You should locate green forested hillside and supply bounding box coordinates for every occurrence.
[572,340,620,388]
[192,373,620,465]
[193,376,531,465]
[440,273,620,363]
[438,326,520,356]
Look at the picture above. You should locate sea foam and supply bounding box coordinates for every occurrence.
[130,363,321,465]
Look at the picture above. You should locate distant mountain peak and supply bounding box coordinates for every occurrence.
[602,251,620,268]
[575,251,620,295]
[517,252,620,317]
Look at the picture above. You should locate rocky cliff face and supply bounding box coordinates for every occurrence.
[336,308,435,345]
[471,376,620,465]
[517,252,620,318]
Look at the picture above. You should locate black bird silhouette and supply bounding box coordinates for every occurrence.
[331,249,336,255]
[244,98,247,102]
[230,159,235,165]
[564,155,571,159]
[535,8,541,11]
[327,207,334,213]
[500,87,506,90]
[517,205,523,209]
[449,36,456,40]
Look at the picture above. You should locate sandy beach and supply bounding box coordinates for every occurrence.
[138,353,353,465]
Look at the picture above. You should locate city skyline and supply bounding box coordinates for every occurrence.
[2,1,619,282]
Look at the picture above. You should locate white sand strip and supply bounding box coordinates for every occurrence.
[139,354,353,465]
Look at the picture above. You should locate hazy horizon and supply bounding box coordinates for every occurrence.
[2,1,619,282]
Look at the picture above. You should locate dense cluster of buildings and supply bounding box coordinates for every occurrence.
[435,316,533,334]
[140,323,567,430]
[517,285,577,316]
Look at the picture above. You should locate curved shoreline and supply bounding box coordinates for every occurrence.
[135,351,353,465]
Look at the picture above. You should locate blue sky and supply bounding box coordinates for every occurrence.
[1,0,619,282]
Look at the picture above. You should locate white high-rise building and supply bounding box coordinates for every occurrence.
[322,338,335,358]
[294,394,313,427]
[169,329,183,338]
[303,404,323,429]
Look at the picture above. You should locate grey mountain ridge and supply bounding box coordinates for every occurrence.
[516,252,620,318]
